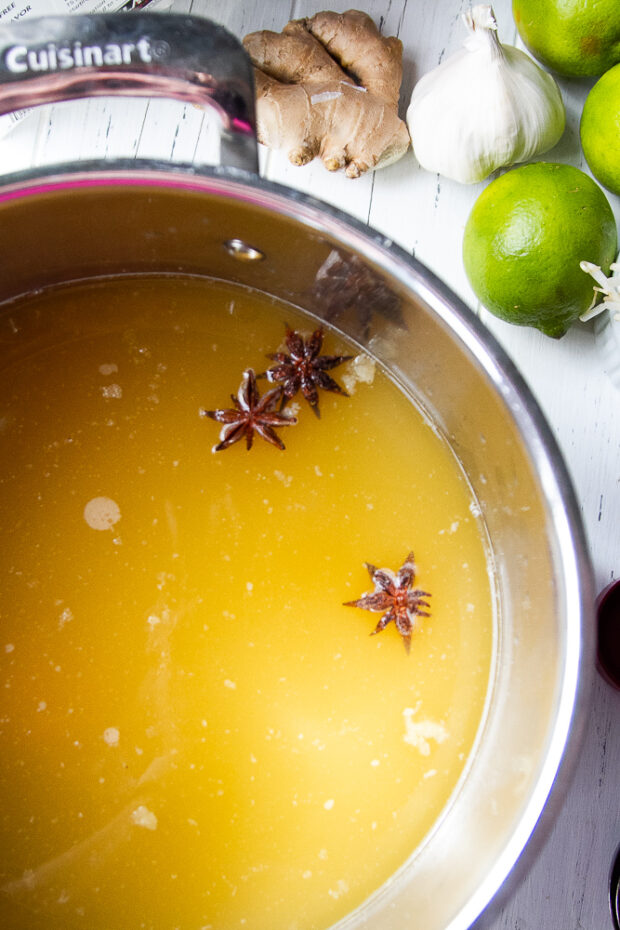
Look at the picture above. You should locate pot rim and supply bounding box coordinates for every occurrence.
[0,157,596,929]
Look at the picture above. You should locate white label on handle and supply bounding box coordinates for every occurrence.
[0,0,169,137]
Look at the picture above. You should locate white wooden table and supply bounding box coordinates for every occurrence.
[2,1,619,927]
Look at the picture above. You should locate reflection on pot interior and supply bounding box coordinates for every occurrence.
[309,248,405,343]
[0,275,493,930]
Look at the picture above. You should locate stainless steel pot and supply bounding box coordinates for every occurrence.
[0,14,594,930]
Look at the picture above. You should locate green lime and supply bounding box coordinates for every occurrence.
[513,0,620,77]
[463,162,618,338]
[580,62,620,196]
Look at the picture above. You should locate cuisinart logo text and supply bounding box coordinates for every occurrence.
[4,36,169,74]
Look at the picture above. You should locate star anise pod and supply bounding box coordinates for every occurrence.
[344,552,431,653]
[201,368,297,451]
[264,326,352,415]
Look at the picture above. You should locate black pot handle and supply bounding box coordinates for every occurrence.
[0,13,258,172]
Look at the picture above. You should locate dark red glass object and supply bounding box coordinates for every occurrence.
[611,842,620,930]
[597,580,620,690]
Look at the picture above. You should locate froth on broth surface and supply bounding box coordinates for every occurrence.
[0,276,494,929]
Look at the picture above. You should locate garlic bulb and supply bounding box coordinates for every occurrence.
[406,5,566,184]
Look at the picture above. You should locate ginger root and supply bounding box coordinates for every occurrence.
[243,10,410,178]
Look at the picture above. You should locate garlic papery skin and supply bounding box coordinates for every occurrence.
[406,5,566,184]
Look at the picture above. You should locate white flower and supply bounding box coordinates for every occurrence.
[580,257,620,322]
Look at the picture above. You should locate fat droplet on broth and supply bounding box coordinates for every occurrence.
[83,497,121,531]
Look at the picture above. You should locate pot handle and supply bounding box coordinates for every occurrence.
[0,13,258,173]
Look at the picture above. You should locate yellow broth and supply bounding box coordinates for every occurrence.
[0,276,494,929]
